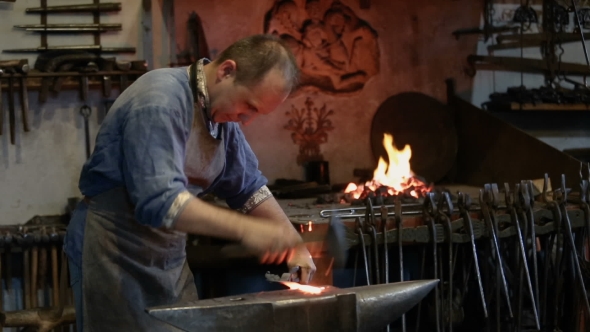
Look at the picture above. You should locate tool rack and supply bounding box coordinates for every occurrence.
[0,0,148,93]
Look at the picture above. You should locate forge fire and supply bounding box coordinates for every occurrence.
[344,133,432,202]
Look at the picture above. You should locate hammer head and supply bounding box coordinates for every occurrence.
[326,215,348,269]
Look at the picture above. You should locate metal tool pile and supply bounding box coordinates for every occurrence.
[324,172,590,331]
[0,222,74,332]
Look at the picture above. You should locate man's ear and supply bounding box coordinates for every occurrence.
[216,60,237,81]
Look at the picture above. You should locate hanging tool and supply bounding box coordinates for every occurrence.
[457,192,488,318]
[25,2,122,13]
[0,69,3,137]
[480,186,513,322]
[30,231,39,308]
[504,183,540,331]
[14,23,122,32]
[365,198,379,285]
[380,201,391,332]
[6,70,16,144]
[556,175,590,315]
[99,57,115,98]
[355,217,370,286]
[380,203,389,285]
[80,106,92,159]
[422,194,441,332]
[38,227,49,307]
[394,196,406,332]
[3,45,136,54]
[18,69,30,132]
[519,181,540,320]
[50,227,60,307]
[326,214,347,269]
[0,59,28,143]
[435,192,454,332]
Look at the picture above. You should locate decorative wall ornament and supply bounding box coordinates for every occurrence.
[285,97,334,165]
[265,0,380,95]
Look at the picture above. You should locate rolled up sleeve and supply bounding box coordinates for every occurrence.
[212,124,269,210]
[121,106,191,228]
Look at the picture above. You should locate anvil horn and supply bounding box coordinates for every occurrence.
[355,280,439,331]
[147,279,438,332]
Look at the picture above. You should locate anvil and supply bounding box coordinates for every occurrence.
[147,280,438,332]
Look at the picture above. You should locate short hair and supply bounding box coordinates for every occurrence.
[214,34,300,94]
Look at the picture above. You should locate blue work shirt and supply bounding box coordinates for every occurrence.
[64,66,268,266]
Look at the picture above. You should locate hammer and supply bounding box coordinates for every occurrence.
[0,59,30,144]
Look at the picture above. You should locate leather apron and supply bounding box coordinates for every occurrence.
[82,188,197,331]
[81,63,225,331]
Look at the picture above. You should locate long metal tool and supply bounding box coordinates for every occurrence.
[14,23,122,32]
[423,194,441,332]
[365,198,380,285]
[394,195,406,332]
[355,218,370,286]
[3,45,136,54]
[436,192,454,332]
[80,106,92,159]
[0,69,3,136]
[457,192,488,318]
[556,175,590,315]
[504,183,540,331]
[25,2,122,13]
[571,0,590,70]
[380,202,391,332]
[18,71,30,132]
[6,70,15,144]
[480,187,513,320]
[520,181,540,320]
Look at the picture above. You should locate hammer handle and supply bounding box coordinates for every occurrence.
[19,76,30,132]
[0,76,3,136]
[31,246,38,308]
[7,76,15,144]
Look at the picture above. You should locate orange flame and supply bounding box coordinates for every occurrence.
[279,281,325,294]
[345,133,430,199]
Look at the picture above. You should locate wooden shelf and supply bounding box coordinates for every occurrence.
[484,101,590,112]
[509,102,590,111]
[0,70,146,91]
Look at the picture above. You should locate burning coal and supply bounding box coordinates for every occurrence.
[345,133,432,201]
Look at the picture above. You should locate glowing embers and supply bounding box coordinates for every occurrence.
[279,281,326,294]
[344,133,432,201]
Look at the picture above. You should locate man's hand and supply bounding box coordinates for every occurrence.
[287,243,316,284]
[239,219,303,264]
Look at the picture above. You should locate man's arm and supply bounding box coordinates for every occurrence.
[173,196,303,260]
[247,197,317,284]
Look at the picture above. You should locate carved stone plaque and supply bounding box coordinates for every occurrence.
[264,0,380,94]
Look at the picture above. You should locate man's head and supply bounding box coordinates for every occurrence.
[204,34,300,125]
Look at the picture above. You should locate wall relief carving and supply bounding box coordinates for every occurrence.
[264,0,380,94]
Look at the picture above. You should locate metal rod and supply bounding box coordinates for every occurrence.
[320,204,508,219]
[25,2,121,13]
[3,45,136,53]
[395,196,406,332]
[571,0,590,68]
